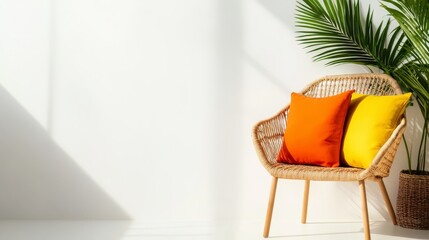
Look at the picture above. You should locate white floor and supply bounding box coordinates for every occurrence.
[0,220,427,240]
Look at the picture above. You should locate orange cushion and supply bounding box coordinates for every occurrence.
[277,90,354,167]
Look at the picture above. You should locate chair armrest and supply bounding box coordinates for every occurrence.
[359,117,407,180]
[252,105,289,169]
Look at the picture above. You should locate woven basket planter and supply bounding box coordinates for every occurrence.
[396,170,429,229]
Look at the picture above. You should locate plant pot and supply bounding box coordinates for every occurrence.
[396,170,429,229]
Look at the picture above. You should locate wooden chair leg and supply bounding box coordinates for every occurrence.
[301,180,310,224]
[378,179,397,225]
[263,177,278,238]
[359,180,371,240]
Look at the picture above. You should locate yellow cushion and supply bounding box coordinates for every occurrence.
[341,93,412,168]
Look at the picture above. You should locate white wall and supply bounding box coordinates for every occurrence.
[0,0,416,232]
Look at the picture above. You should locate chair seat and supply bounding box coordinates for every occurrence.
[267,163,367,181]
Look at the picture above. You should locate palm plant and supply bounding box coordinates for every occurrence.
[296,0,429,174]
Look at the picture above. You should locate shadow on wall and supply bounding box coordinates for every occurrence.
[0,86,130,219]
[258,0,296,28]
[244,53,290,93]
[212,0,244,238]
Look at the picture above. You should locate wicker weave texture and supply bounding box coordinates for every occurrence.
[397,170,429,229]
[253,73,406,181]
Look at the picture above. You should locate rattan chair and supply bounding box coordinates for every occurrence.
[252,73,406,240]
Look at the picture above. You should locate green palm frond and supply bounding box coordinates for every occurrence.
[394,64,429,106]
[393,63,429,172]
[382,0,429,64]
[397,61,429,172]
[296,0,409,70]
[383,0,429,113]
[296,0,429,172]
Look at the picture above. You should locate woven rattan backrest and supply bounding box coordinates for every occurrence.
[301,74,402,97]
